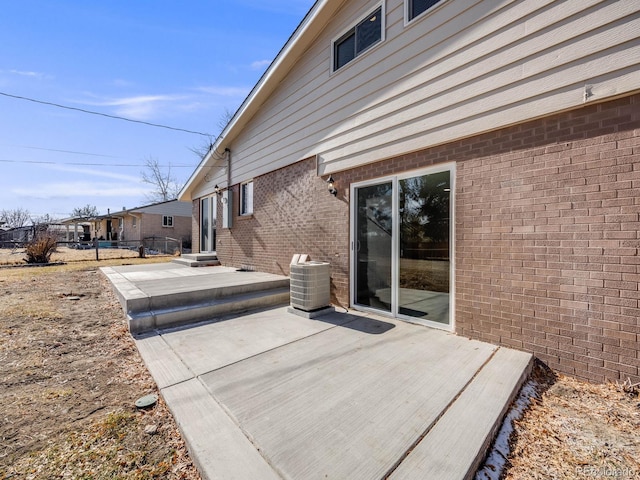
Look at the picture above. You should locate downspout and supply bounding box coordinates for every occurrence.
[223,148,232,230]
[225,148,231,188]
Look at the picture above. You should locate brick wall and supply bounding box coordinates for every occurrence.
[454,94,640,383]
[215,158,351,307]
[213,93,639,383]
[137,213,187,241]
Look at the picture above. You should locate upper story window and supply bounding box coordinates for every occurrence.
[240,180,254,216]
[162,215,174,227]
[333,6,383,71]
[407,0,444,22]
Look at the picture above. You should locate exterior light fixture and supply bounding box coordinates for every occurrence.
[214,185,221,195]
[327,175,337,196]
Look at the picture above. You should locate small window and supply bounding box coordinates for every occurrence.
[132,217,137,228]
[162,215,174,227]
[334,6,382,71]
[240,180,254,216]
[408,0,443,22]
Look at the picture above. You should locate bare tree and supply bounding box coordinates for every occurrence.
[0,207,31,228]
[71,204,99,220]
[188,108,235,160]
[32,213,60,226]
[188,135,215,161]
[141,156,182,203]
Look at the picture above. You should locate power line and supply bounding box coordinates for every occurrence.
[0,91,213,137]
[7,144,120,158]
[0,158,195,167]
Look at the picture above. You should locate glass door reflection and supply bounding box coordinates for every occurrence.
[354,182,393,312]
[398,171,450,324]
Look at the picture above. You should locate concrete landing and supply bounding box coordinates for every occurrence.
[101,263,290,333]
[133,306,532,480]
[172,253,221,267]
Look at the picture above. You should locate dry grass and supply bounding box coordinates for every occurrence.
[500,363,640,479]
[0,246,171,266]
[0,252,200,479]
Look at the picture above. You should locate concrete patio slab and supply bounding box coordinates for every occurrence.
[131,308,530,480]
[199,313,497,480]
[162,378,280,480]
[137,307,355,379]
[103,262,533,479]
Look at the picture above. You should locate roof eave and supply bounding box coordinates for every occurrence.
[179,0,344,201]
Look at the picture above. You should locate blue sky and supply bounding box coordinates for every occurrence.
[0,0,316,220]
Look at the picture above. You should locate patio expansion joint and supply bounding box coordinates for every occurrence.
[381,346,501,480]
[185,314,361,379]
[193,374,287,480]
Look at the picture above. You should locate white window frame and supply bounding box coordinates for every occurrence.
[240,180,254,216]
[349,162,456,332]
[405,0,446,25]
[200,195,216,252]
[331,2,385,73]
[162,215,174,227]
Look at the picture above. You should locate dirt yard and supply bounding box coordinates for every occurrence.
[0,248,638,479]
[0,253,200,479]
[0,245,159,266]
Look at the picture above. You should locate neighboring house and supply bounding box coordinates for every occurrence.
[0,225,35,244]
[116,200,192,248]
[63,200,192,249]
[56,219,92,242]
[179,0,640,383]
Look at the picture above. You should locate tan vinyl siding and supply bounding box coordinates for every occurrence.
[196,0,640,190]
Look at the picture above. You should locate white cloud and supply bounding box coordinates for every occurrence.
[235,0,315,16]
[12,181,151,200]
[9,69,46,78]
[43,164,143,183]
[250,59,272,70]
[102,94,187,120]
[76,93,188,120]
[195,85,251,97]
[111,78,135,88]
[9,163,152,201]
[73,85,248,121]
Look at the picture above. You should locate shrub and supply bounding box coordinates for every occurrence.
[24,233,58,264]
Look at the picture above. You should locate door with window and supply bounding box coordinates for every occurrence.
[200,196,217,252]
[351,165,453,329]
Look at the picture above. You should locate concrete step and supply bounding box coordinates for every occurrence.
[126,276,290,315]
[172,253,220,267]
[123,274,291,334]
[128,286,290,333]
[101,264,292,334]
[388,347,533,480]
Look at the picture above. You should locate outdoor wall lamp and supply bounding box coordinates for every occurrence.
[214,185,221,195]
[327,175,337,196]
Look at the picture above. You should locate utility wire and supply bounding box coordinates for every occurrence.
[7,144,120,158]
[0,91,212,137]
[0,158,194,167]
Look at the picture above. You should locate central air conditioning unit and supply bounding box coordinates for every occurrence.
[289,256,330,312]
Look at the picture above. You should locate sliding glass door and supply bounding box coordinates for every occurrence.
[354,181,393,312]
[351,165,453,329]
[200,196,216,252]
